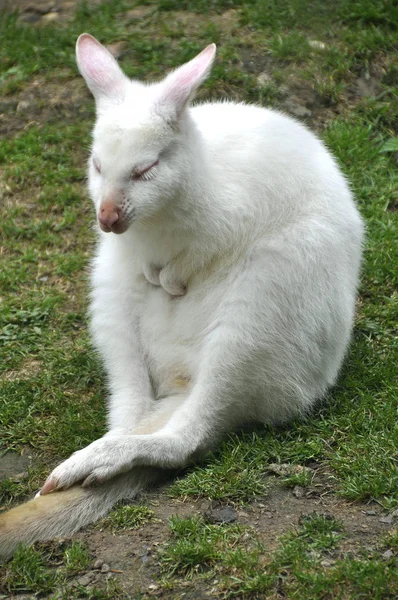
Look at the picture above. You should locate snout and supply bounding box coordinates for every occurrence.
[98,201,128,234]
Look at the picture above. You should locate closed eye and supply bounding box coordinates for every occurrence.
[132,160,159,182]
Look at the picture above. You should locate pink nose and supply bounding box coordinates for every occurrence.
[98,201,120,232]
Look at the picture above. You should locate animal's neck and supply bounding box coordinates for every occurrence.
[170,116,245,255]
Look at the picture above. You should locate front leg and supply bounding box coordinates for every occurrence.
[42,262,271,494]
[90,280,155,433]
[41,436,135,492]
[41,429,195,493]
[41,396,187,493]
[41,289,158,494]
[42,314,261,494]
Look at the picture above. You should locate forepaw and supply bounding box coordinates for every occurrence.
[159,268,187,297]
[144,262,187,296]
[40,438,132,493]
[143,263,162,287]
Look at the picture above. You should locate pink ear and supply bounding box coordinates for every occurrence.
[155,44,216,120]
[76,33,127,102]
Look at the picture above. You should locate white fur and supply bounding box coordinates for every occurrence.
[44,34,363,492]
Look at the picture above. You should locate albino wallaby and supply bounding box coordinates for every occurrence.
[0,34,364,560]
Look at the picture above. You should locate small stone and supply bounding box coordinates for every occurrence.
[148,583,158,590]
[41,12,59,22]
[308,40,326,50]
[11,471,27,482]
[292,485,305,498]
[382,549,394,560]
[379,515,394,525]
[0,452,31,479]
[141,554,150,564]
[62,1,77,9]
[204,504,238,524]
[238,511,249,518]
[257,72,271,87]
[16,100,31,113]
[284,101,312,118]
[320,559,335,567]
[365,510,377,516]
[77,572,96,586]
[100,563,110,573]
[140,546,152,564]
[93,559,104,569]
[267,463,305,477]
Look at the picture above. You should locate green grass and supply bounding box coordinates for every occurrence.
[64,541,92,575]
[269,31,312,61]
[1,545,58,595]
[0,0,397,597]
[159,512,398,598]
[1,541,90,594]
[159,515,260,577]
[169,435,268,503]
[0,541,133,598]
[104,503,155,530]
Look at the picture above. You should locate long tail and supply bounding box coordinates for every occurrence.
[0,395,187,562]
[0,466,163,562]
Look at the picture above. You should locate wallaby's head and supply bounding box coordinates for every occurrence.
[76,34,216,234]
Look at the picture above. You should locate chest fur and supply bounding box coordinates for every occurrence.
[137,268,227,397]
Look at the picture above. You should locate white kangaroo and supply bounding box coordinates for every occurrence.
[0,34,364,560]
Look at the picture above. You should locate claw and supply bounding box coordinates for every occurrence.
[143,263,162,287]
[162,280,187,297]
[41,476,57,495]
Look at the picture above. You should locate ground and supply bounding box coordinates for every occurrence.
[0,0,397,598]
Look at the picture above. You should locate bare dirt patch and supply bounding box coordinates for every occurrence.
[1,0,102,25]
[0,76,90,137]
[2,358,43,382]
[1,0,390,137]
[47,480,394,598]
